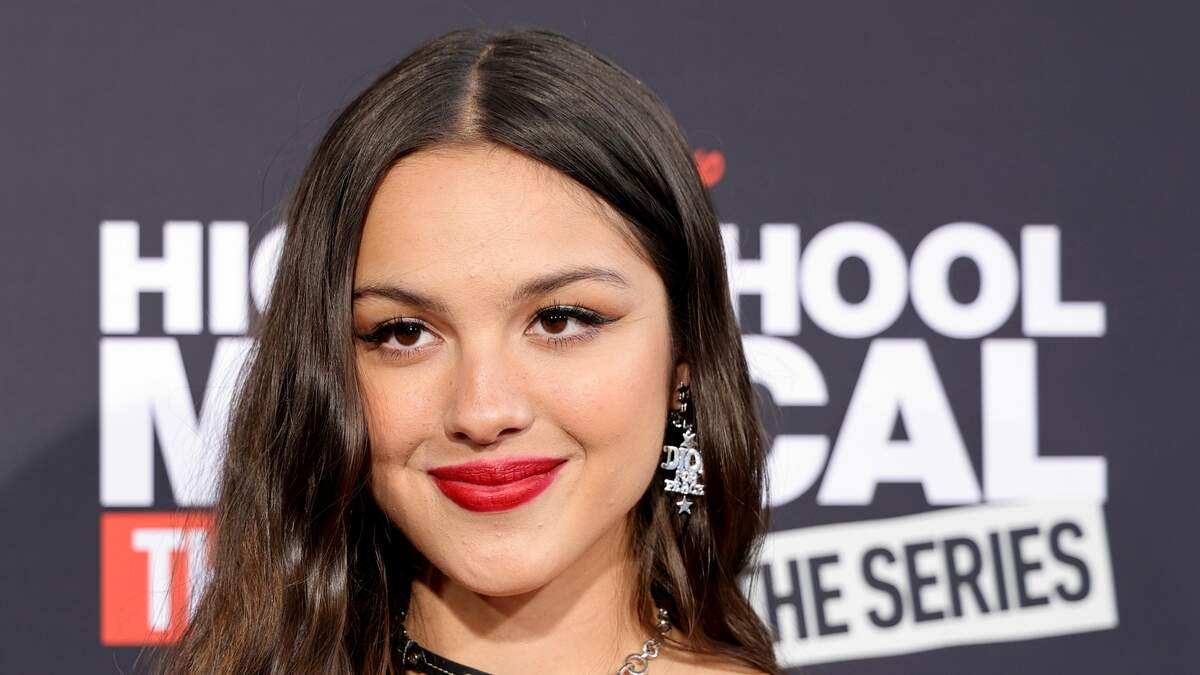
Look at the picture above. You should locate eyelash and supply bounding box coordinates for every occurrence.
[355,304,616,361]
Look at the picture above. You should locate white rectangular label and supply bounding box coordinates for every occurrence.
[745,502,1118,667]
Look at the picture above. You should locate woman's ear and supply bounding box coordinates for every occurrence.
[670,361,691,410]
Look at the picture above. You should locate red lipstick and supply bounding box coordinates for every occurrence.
[428,456,566,512]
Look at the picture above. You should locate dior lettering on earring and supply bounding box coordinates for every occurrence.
[661,382,705,515]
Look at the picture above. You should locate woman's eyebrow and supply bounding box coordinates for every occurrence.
[351,283,452,315]
[508,265,630,305]
[351,264,630,313]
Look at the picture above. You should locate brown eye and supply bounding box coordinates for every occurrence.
[356,318,439,359]
[527,305,615,346]
[391,323,424,346]
[539,314,571,335]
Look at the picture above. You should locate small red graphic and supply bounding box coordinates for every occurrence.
[693,148,726,187]
[100,511,213,645]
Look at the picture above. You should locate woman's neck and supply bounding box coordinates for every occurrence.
[403,519,649,674]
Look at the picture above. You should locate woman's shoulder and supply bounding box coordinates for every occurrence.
[682,665,771,675]
[657,650,773,675]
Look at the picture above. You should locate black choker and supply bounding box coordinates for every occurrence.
[398,633,494,675]
[396,606,672,674]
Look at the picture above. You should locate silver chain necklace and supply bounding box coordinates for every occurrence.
[400,606,673,675]
[616,607,673,674]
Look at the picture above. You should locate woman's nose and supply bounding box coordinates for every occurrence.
[442,346,534,447]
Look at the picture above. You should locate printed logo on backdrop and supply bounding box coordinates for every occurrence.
[725,221,1117,666]
[95,164,1117,663]
[98,221,282,644]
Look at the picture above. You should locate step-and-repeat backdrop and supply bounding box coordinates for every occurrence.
[3,2,1196,673]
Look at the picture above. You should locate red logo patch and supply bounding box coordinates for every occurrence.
[693,148,726,187]
[100,511,212,645]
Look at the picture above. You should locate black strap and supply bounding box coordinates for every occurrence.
[399,636,495,675]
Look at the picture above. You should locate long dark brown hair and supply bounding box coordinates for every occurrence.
[160,27,778,675]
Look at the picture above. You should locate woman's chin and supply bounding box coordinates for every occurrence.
[440,555,561,597]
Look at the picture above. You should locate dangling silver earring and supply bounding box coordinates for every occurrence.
[662,382,705,515]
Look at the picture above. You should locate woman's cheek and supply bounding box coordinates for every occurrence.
[557,320,669,412]
[362,368,439,531]
[550,340,669,484]
[360,366,434,462]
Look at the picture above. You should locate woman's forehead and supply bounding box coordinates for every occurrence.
[355,143,651,289]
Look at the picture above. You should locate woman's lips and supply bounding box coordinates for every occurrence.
[427,457,567,512]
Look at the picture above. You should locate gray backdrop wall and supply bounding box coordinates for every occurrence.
[2,1,1197,673]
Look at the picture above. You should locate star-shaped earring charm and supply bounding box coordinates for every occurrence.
[675,496,693,514]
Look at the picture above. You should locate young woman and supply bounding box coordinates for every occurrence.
[162,27,779,675]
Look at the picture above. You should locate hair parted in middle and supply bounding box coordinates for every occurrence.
[162,26,778,675]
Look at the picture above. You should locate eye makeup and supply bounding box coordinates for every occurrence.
[354,303,618,361]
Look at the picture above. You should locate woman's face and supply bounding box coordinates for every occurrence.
[353,143,684,596]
